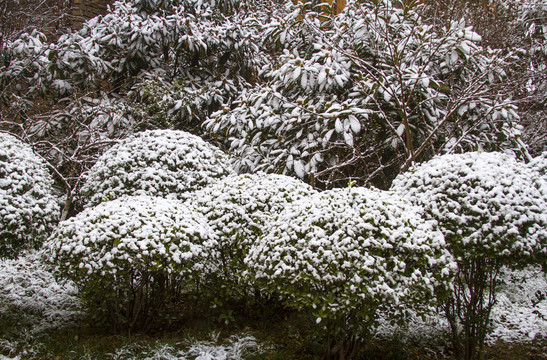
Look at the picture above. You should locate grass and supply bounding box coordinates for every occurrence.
[0,261,545,360]
[1,298,545,360]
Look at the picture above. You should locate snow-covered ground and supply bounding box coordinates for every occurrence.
[375,266,547,345]
[0,253,545,359]
[0,251,82,333]
[104,335,265,360]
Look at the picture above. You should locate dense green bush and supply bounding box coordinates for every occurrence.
[191,172,317,299]
[246,187,454,359]
[44,195,216,332]
[0,132,58,259]
[391,151,547,360]
[205,0,526,189]
[81,129,235,207]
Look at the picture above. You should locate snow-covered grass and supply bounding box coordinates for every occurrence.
[0,251,82,333]
[374,266,547,345]
[0,334,266,360]
[0,251,82,359]
[105,334,264,360]
[489,266,547,342]
[0,248,544,360]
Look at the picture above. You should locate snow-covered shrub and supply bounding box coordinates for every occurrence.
[0,252,81,333]
[529,152,547,219]
[392,152,547,267]
[205,0,526,189]
[191,172,316,298]
[246,187,454,358]
[391,151,547,359]
[44,195,216,331]
[529,151,547,189]
[0,132,58,259]
[81,129,235,207]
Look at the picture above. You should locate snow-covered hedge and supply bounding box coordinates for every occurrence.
[391,152,547,263]
[391,151,547,359]
[0,132,58,259]
[81,130,235,207]
[44,195,216,330]
[191,173,316,295]
[246,187,454,351]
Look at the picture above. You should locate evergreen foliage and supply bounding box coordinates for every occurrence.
[391,151,547,360]
[0,132,58,259]
[246,186,455,358]
[81,129,235,207]
[205,0,527,188]
[44,195,216,331]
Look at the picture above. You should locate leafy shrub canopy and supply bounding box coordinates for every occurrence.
[44,195,216,330]
[81,129,235,207]
[0,132,58,258]
[391,151,547,264]
[205,0,526,188]
[45,195,215,283]
[191,172,317,285]
[246,187,454,329]
[529,151,547,175]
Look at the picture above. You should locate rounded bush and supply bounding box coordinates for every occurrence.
[191,172,317,294]
[246,187,453,334]
[0,132,58,259]
[391,151,547,359]
[391,152,547,263]
[81,129,235,207]
[44,195,216,330]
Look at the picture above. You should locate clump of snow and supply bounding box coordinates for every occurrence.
[0,132,59,259]
[81,130,235,207]
[0,251,81,333]
[246,186,455,330]
[391,152,547,263]
[191,172,317,288]
[0,356,20,360]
